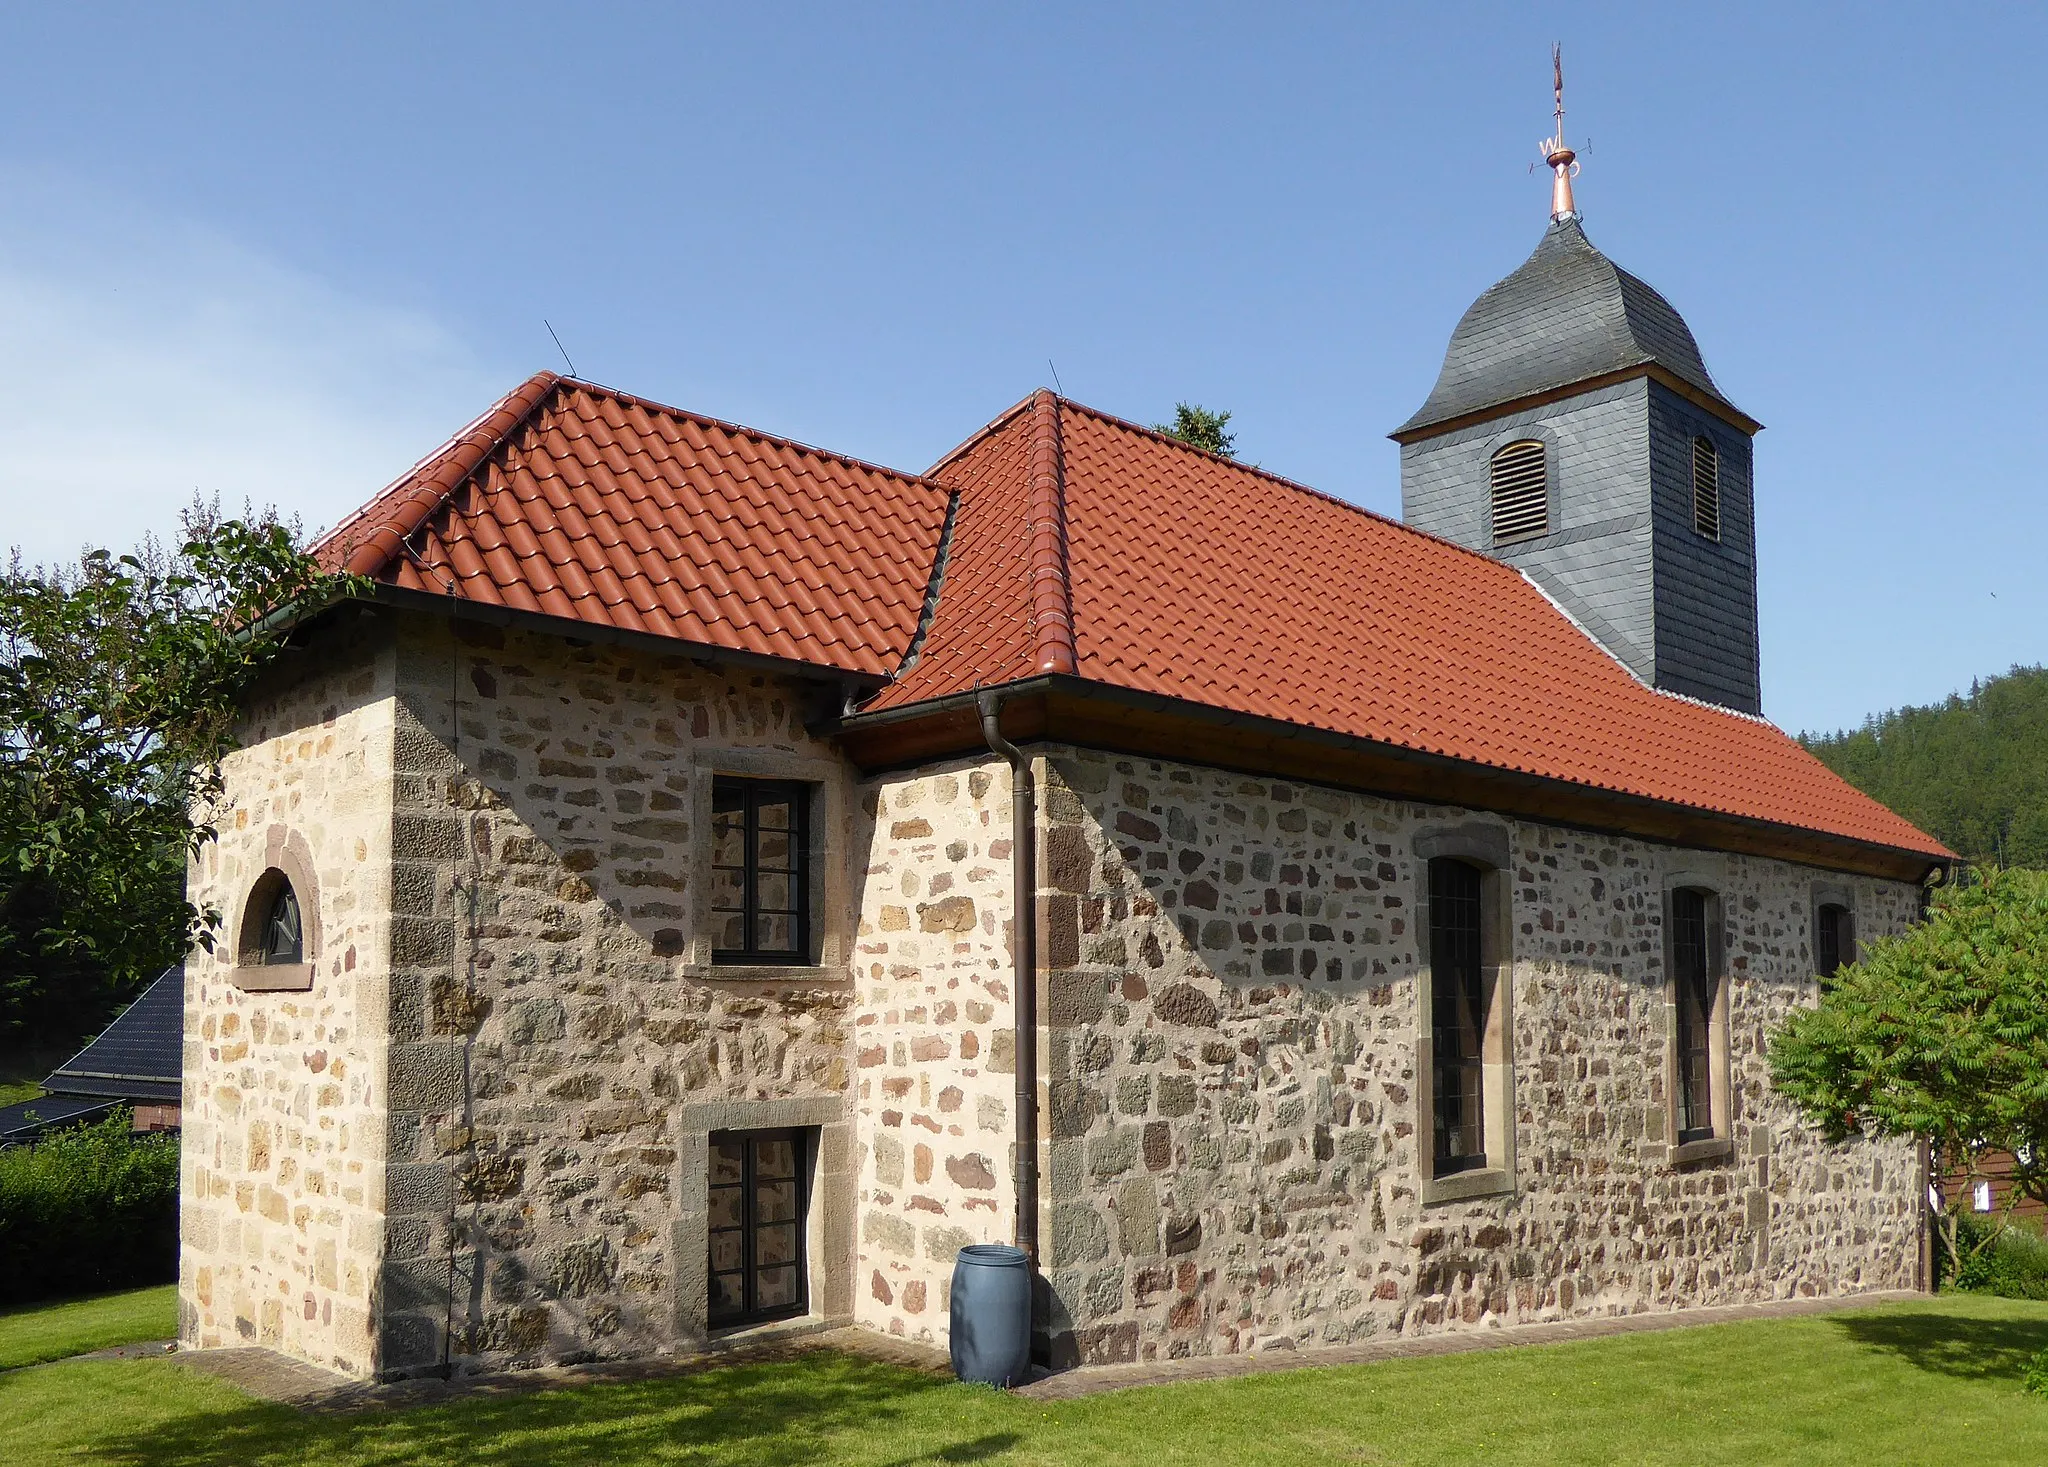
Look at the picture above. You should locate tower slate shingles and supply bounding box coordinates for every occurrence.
[1397,216,1764,715]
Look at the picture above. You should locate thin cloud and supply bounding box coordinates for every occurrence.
[0,168,501,564]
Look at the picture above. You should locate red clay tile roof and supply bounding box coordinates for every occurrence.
[315,372,951,678]
[317,374,1945,860]
[874,393,1948,860]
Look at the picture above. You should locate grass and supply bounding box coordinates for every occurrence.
[0,1284,178,1370]
[0,1294,2043,1465]
[0,1081,41,1106]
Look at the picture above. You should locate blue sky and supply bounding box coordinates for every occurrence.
[0,3,2040,736]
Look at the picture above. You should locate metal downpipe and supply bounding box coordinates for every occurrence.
[977,689,1040,1265]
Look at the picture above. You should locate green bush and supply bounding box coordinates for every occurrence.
[1941,1211,2048,1301]
[2026,1345,2048,1399]
[0,1109,178,1306]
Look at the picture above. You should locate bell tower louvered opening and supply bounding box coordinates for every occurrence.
[1691,436,1720,540]
[1489,440,1548,544]
[1397,214,1762,714]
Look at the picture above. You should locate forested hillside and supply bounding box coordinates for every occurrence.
[1803,665,2048,868]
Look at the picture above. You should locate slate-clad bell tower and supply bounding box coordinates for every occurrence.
[1394,71,1763,715]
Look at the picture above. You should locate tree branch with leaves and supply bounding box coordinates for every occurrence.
[1768,866,2048,1274]
[1153,403,1236,459]
[1,501,359,1050]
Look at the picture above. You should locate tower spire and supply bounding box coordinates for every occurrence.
[1541,43,1580,221]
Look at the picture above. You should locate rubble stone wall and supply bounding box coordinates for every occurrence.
[180,622,396,1376]
[851,756,1020,1343]
[1032,745,1923,1367]
[372,616,862,1377]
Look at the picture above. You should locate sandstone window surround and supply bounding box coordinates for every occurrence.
[680,748,850,983]
[1660,864,1733,1167]
[672,1096,853,1348]
[1412,823,1516,1205]
[229,824,320,992]
[1811,881,1857,985]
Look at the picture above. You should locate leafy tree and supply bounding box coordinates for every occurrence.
[1804,665,2048,869]
[1154,403,1236,459]
[1,502,353,1052]
[1768,866,2048,1271]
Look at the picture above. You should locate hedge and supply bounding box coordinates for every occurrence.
[1942,1210,2048,1302]
[0,1109,179,1306]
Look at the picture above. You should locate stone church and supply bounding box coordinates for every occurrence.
[177,152,1950,1379]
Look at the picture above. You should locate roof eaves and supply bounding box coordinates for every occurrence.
[835,673,1955,872]
[363,582,887,689]
[1389,360,1762,444]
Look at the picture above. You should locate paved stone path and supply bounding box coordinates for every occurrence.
[159,1290,1923,1413]
[1013,1290,1925,1400]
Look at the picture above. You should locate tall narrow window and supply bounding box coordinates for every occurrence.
[1816,903,1852,983]
[1691,436,1721,540]
[707,1128,810,1328]
[1429,858,1487,1175]
[1671,889,1718,1142]
[1489,440,1549,543]
[711,778,811,964]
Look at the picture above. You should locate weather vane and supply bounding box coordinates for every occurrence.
[1541,43,1581,221]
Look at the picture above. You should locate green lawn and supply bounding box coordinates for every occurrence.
[0,1080,40,1106]
[0,1284,178,1370]
[0,1294,2043,1465]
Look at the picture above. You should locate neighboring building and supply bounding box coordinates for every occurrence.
[176,151,1950,1380]
[0,966,184,1143]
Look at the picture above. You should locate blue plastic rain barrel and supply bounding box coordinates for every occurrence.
[948,1243,1032,1387]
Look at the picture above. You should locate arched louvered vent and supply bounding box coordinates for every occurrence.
[1489,440,1548,543]
[1691,436,1721,540]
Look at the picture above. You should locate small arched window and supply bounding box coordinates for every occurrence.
[1489,440,1548,544]
[261,882,303,965]
[1691,436,1721,540]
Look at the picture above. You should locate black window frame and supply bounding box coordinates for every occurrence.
[261,882,304,965]
[710,777,812,966]
[1671,888,1718,1143]
[1428,857,1488,1176]
[1816,902,1851,984]
[706,1127,811,1329]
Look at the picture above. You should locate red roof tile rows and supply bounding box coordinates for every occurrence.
[316,374,949,679]
[878,393,1946,859]
[320,375,1948,861]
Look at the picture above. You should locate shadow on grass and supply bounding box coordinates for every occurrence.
[89,1352,1018,1467]
[1832,1307,2048,1383]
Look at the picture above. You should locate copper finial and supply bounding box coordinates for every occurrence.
[1541,43,1580,221]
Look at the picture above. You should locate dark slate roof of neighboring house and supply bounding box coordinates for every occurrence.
[42,965,184,1105]
[1396,217,1746,436]
[0,1094,118,1144]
